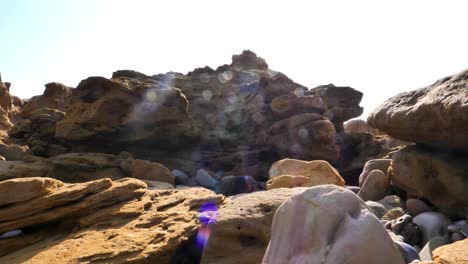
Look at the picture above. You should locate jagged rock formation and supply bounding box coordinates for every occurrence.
[5,51,371,181]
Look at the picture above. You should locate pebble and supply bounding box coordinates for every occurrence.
[195,169,219,190]
[413,212,451,245]
[395,241,420,263]
[172,169,190,185]
[406,199,431,217]
[366,201,387,219]
[0,229,23,239]
[358,169,390,202]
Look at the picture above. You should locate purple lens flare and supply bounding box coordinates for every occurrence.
[196,202,219,250]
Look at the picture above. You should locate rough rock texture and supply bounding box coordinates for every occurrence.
[21,82,72,116]
[266,175,311,190]
[358,169,391,202]
[359,159,392,187]
[262,185,404,264]
[368,69,468,151]
[0,177,63,206]
[344,119,383,135]
[389,145,468,218]
[201,188,307,264]
[0,179,224,263]
[432,238,468,264]
[0,152,174,185]
[0,141,32,160]
[269,159,345,186]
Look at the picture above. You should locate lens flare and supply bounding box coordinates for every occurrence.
[196,202,219,250]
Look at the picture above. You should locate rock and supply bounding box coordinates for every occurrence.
[218,175,258,196]
[368,69,468,151]
[390,214,421,246]
[419,235,450,261]
[196,169,218,189]
[389,145,468,218]
[359,159,391,187]
[344,119,383,135]
[413,212,451,246]
[432,238,468,264]
[21,82,72,116]
[266,175,312,190]
[269,158,345,186]
[395,241,420,263]
[262,185,405,264]
[358,169,390,201]
[172,169,190,185]
[0,141,32,161]
[378,195,405,211]
[366,200,387,219]
[311,84,364,131]
[0,182,224,263]
[231,50,268,71]
[0,177,63,206]
[451,233,465,242]
[267,114,340,162]
[407,199,432,217]
[0,230,23,239]
[345,185,360,194]
[201,188,306,264]
[130,159,175,185]
[144,180,175,190]
[270,91,326,118]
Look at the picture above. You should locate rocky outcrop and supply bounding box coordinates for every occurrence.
[201,188,307,264]
[262,185,405,264]
[368,69,468,151]
[0,178,224,263]
[21,82,72,116]
[389,145,468,218]
[0,152,174,185]
[431,238,468,264]
[344,119,383,135]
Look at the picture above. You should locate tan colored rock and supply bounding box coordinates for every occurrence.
[389,145,468,218]
[130,159,175,185]
[266,175,311,190]
[344,119,383,135]
[270,91,326,118]
[0,179,223,263]
[269,159,345,186]
[432,238,468,264]
[262,185,405,264]
[201,188,307,264]
[358,169,391,201]
[368,69,468,151]
[0,177,63,206]
[21,82,72,116]
[359,159,391,187]
[267,114,340,162]
[0,141,32,161]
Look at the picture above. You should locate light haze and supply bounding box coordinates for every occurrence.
[1,0,468,117]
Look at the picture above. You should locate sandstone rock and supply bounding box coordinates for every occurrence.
[432,238,468,264]
[344,119,383,135]
[0,177,63,206]
[262,185,404,264]
[267,114,340,162]
[368,69,468,151]
[0,183,224,263]
[144,180,175,190]
[130,159,175,185]
[201,188,306,264]
[269,158,345,186]
[390,145,468,218]
[358,169,390,201]
[413,212,451,246]
[270,91,326,118]
[21,82,72,116]
[266,175,311,190]
[218,175,258,196]
[0,141,32,160]
[359,159,391,187]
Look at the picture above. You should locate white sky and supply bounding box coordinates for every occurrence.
[2,0,468,117]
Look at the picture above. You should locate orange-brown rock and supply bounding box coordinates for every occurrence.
[0,177,63,206]
[432,239,468,264]
[21,82,72,116]
[266,175,311,190]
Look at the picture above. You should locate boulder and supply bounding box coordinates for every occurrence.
[413,212,451,246]
[129,159,175,185]
[389,145,468,218]
[432,238,468,264]
[218,176,258,196]
[201,188,307,264]
[0,141,32,161]
[406,199,432,217]
[368,69,468,151]
[344,119,383,135]
[262,185,405,264]
[270,91,326,118]
[0,177,63,206]
[21,82,72,116]
[267,114,340,162]
[359,159,391,187]
[266,175,311,190]
[269,159,345,186]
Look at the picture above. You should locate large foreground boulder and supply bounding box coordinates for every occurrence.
[368,69,468,151]
[262,185,404,264]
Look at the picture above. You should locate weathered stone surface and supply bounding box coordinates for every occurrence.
[21,82,72,116]
[262,185,404,264]
[344,119,383,135]
[0,141,32,160]
[218,175,258,196]
[201,188,306,264]
[270,91,326,118]
[0,177,63,206]
[0,180,224,263]
[130,159,175,185]
[368,69,468,151]
[267,114,340,161]
[359,159,391,187]
[432,238,468,264]
[266,175,311,190]
[389,145,468,218]
[269,159,345,186]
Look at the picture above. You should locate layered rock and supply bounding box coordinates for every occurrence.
[262,185,404,264]
[21,82,72,116]
[0,178,224,263]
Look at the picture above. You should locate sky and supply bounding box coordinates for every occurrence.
[1,0,468,117]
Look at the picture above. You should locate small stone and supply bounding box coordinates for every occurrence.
[345,185,360,194]
[450,232,465,242]
[195,169,218,190]
[395,241,420,263]
[419,235,450,261]
[0,229,23,239]
[358,169,390,201]
[359,159,391,187]
[172,169,189,185]
[391,214,421,245]
[406,199,431,217]
[218,175,258,196]
[366,201,387,219]
[413,212,451,245]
